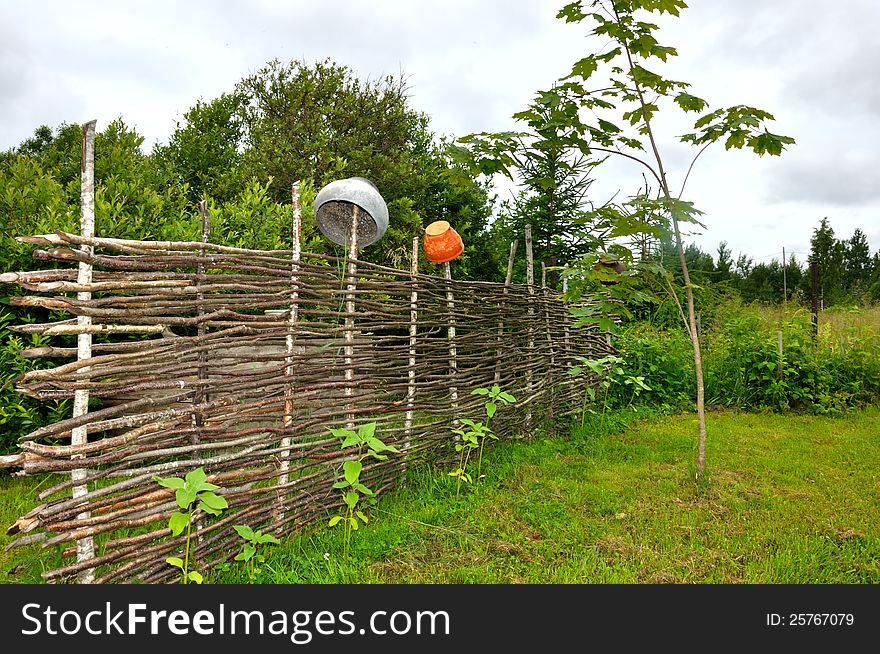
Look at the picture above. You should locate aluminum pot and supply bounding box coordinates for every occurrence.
[314,177,389,247]
[423,220,464,263]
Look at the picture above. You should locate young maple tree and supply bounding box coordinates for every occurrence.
[455,0,795,481]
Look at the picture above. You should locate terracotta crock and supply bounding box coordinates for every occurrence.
[423,220,464,263]
[593,258,626,285]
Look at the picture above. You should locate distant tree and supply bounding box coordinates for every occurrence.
[869,251,880,301]
[734,253,753,280]
[842,227,872,299]
[808,218,845,306]
[234,58,492,270]
[783,253,804,302]
[715,241,733,282]
[7,122,84,189]
[452,85,608,286]
[155,93,247,205]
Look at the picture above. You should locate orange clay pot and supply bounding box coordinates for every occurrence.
[423,220,464,263]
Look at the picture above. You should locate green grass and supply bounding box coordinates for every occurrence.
[0,472,68,582]
[215,407,880,584]
[3,407,879,583]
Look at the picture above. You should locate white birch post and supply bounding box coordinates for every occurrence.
[525,224,535,436]
[445,261,459,428]
[404,236,419,454]
[344,206,360,430]
[191,199,210,460]
[72,120,97,583]
[277,182,302,521]
[494,240,517,385]
[562,278,575,405]
[777,330,784,381]
[190,199,209,560]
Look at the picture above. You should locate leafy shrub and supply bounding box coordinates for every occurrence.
[606,304,879,414]
[611,324,693,409]
[0,311,72,455]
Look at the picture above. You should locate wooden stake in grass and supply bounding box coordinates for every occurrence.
[525,224,535,437]
[73,120,97,583]
[344,206,360,431]
[404,236,419,454]
[445,260,459,428]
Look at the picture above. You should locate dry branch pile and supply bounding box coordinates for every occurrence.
[2,231,612,583]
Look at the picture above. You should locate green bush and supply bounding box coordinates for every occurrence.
[611,324,693,409]
[604,304,880,414]
[0,311,73,455]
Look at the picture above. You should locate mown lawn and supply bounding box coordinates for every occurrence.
[2,408,878,583]
[218,407,880,584]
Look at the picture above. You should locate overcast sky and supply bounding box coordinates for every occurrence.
[2,0,878,265]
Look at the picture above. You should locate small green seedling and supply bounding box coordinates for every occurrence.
[449,385,516,495]
[330,421,400,461]
[154,467,228,584]
[470,384,516,477]
[569,354,650,428]
[328,422,398,557]
[233,525,281,581]
[449,419,481,496]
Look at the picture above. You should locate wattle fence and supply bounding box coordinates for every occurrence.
[1,228,611,583]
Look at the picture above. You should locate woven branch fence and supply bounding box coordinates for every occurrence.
[0,127,612,582]
[2,228,612,583]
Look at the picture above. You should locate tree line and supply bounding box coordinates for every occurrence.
[2,57,877,306]
[657,219,880,307]
[0,59,495,279]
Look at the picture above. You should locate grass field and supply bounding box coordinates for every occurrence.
[215,407,879,584]
[2,407,878,584]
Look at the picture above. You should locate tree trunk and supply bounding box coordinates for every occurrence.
[618,17,708,481]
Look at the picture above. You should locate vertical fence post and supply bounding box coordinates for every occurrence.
[777,330,784,380]
[277,182,302,522]
[344,206,360,430]
[811,261,819,337]
[494,240,517,385]
[192,200,210,460]
[541,262,558,431]
[445,261,459,428]
[562,277,575,406]
[72,120,97,583]
[541,262,556,370]
[525,224,535,436]
[189,199,210,563]
[404,236,419,455]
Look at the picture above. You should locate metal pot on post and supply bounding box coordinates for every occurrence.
[314,177,389,247]
[314,177,389,430]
